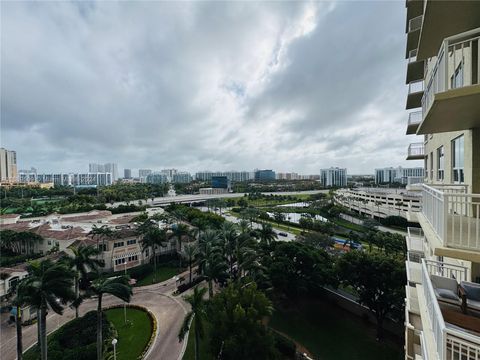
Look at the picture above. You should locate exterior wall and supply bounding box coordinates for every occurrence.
[320,167,347,187]
[0,148,17,182]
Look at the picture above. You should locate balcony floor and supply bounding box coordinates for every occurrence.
[440,302,480,337]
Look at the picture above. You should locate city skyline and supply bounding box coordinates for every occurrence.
[2,1,423,174]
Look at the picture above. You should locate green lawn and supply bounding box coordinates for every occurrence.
[105,308,153,360]
[134,266,180,286]
[269,299,403,360]
[183,318,212,360]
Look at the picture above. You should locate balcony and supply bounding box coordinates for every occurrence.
[406,15,423,59]
[421,184,480,253]
[406,80,424,110]
[406,110,422,135]
[419,259,480,360]
[406,143,425,160]
[416,0,480,61]
[406,49,425,84]
[405,0,424,34]
[418,29,480,134]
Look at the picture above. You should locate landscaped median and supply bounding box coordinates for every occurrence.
[23,305,156,360]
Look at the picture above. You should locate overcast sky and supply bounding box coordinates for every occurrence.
[1,1,423,175]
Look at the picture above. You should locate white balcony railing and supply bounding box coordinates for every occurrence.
[408,110,422,127]
[409,15,423,33]
[408,143,425,158]
[409,79,424,94]
[421,260,479,360]
[408,49,418,63]
[407,226,425,253]
[422,184,480,250]
[422,28,480,117]
[420,331,429,360]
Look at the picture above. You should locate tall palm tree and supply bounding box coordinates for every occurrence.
[12,280,31,360]
[198,241,226,298]
[257,223,277,246]
[172,223,191,268]
[61,245,104,318]
[141,227,168,283]
[178,286,208,360]
[220,222,238,276]
[20,259,75,360]
[89,276,132,360]
[182,244,198,283]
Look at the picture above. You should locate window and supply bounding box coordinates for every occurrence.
[127,255,138,262]
[430,152,434,180]
[113,242,124,248]
[450,61,464,89]
[437,146,444,180]
[98,243,107,252]
[127,239,136,246]
[115,258,126,266]
[424,155,428,179]
[452,135,465,183]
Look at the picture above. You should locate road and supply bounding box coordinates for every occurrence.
[106,190,327,208]
[0,275,189,360]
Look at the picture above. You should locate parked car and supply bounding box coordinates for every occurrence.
[278,232,288,237]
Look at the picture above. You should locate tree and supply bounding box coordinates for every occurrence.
[13,281,30,360]
[182,243,199,283]
[219,222,238,276]
[273,211,285,225]
[61,245,104,318]
[301,231,334,249]
[88,225,115,259]
[178,286,208,360]
[208,281,277,360]
[268,242,334,298]
[257,223,277,246]
[88,276,132,360]
[141,227,168,283]
[198,240,227,298]
[336,251,406,340]
[20,259,75,360]
[171,223,191,268]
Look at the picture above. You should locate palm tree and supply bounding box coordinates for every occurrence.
[219,222,238,276]
[172,223,191,268]
[12,280,31,360]
[61,245,104,318]
[257,223,277,246]
[178,286,208,360]
[88,225,115,259]
[20,259,75,360]
[198,241,226,298]
[89,276,132,360]
[141,227,168,283]
[182,243,198,283]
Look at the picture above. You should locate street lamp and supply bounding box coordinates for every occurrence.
[112,338,118,360]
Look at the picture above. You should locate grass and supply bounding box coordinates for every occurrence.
[134,266,180,286]
[269,299,403,360]
[105,307,153,360]
[183,318,212,360]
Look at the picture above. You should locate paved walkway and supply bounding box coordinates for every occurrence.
[0,274,190,360]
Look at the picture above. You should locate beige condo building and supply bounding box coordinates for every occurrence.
[404,1,480,359]
[0,147,18,182]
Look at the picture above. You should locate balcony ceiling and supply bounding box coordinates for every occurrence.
[406,91,424,110]
[406,154,425,160]
[406,60,425,84]
[417,1,480,61]
[416,85,480,134]
[406,122,420,135]
[405,29,421,59]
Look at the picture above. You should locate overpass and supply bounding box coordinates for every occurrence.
[106,190,328,208]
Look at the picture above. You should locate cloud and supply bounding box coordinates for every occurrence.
[1,1,422,175]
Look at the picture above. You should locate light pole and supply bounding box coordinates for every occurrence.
[112,338,118,360]
[124,259,127,324]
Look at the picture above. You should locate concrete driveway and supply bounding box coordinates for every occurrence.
[0,276,189,360]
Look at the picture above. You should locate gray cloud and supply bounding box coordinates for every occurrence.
[1,1,423,175]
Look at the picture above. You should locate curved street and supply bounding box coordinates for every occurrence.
[0,274,189,360]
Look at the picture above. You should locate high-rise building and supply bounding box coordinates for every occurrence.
[374,166,424,185]
[145,173,168,184]
[253,169,276,182]
[0,148,18,182]
[320,167,347,187]
[124,169,132,179]
[172,172,192,184]
[195,171,251,182]
[211,176,231,190]
[276,172,300,180]
[32,173,112,186]
[139,169,152,178]
[403,2,480,359]
[89,163,118,181]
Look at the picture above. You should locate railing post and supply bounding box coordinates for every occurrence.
[442,193,448,246]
